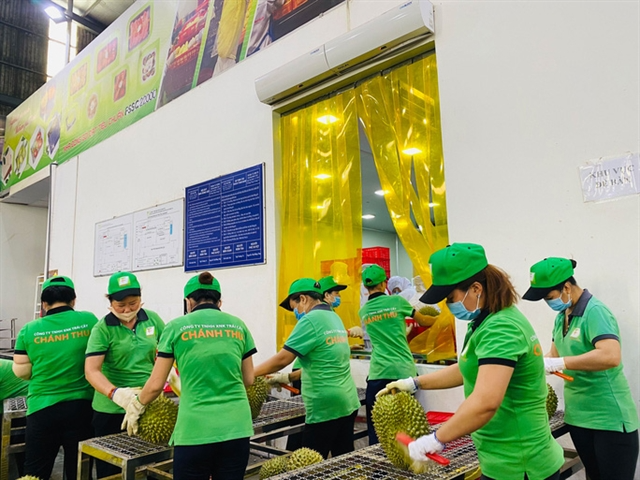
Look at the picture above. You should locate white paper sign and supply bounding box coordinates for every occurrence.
[579,153,639,203]
[94,214,134,276]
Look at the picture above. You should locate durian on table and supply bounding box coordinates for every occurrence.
[137,394,178,444]
[259,448,324,479]
[246,376,270,419]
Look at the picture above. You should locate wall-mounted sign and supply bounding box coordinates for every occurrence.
[579,152,639,203]
[94,198,184,276]
[185,164,265,272]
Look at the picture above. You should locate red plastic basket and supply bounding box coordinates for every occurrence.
[427,411,454,425]
[361,246,390,260]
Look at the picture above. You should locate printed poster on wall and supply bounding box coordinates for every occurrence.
[1,0,346,192]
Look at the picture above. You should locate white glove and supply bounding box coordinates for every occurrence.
[348,326,364,338]
[408,432,445,461]
[408,293,425,310]
[544,357,566,374]
[265,372,290,392]
[111,387,142,410]
[406,323,414,336]
[375,377,418,398]
[167,367,181,396]
[121,395,146,436]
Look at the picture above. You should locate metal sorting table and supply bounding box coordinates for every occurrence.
[1,397,27,480]
[266,411,571,480]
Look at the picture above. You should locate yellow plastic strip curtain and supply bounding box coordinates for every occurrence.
[277,91,362,349]
[356,54,455,361]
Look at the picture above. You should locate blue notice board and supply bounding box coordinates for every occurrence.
[185,164,265,271]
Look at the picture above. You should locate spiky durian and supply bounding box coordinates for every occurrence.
[419,305,441,317]
[259,456,288,479]
[372,391,431,471]
[16,476,41,480]
[246,376,269,419]
[286,448,323,471]
[546,383,558,418]
[137,394,178,444]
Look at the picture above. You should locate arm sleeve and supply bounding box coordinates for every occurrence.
[284,319,318,358]
[85,321,109,356]
[155,315,165,340]
[242,322,257,359]
[14,327,27,355]
[584,304,620,346]
[395,297,415,317]
[157,322,174,357]
[474,318,527,366]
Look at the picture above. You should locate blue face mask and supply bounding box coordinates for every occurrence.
[293,307,306,321]
[447,290,481,321]
[545,291,572,312]
[331,296,341,308]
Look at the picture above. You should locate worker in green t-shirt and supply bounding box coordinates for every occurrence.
[85,271,165,478]
[380,244,564,480]
[0,358,29,476]
[254,278,360,458]
[523,257,639,480]
[13,276,98,480]
[121,272,257,480]
[356,264,436,445]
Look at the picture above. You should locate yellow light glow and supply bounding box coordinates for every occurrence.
[362,214,375,220]
[374,189,388,196]
[317,115,339,125]
[315,173,331,180]
[429,202,439,208]
[402,147,422,155]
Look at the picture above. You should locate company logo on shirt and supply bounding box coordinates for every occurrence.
[33,324,91,344]
[146,326,155,336]
[364,310,399,325]
[179,324,244,341]
[570,328,581,339]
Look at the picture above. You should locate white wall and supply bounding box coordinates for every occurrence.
[0,203,47,333]
[362,228,413,279]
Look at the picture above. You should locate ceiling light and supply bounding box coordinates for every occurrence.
[314,173,331,180]
[429,202,439,207]
[317,115,338,125]
[44,5,64,20]
[362,214,375,220]
[374,189,388,196]
[402,147,422,155]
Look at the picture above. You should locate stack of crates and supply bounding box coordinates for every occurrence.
[360,247,391,278]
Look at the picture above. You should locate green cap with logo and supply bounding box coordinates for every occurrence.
[362,264,387,287]
[318,276,347,294]
[420,243,489,304]
[523,257,576,301]
[184,274,221,298]
[279,278,323,311]
[108,272,141,301]
[42,275,75,292]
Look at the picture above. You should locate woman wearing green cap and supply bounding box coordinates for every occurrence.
[12,276,98,480]
[379,243,564,480]
[85,271,165,478]
[121,272,257,480]
[254,278,360,458]
[523,257,638,480]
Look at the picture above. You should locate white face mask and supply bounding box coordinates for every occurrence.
[109,306,141,323]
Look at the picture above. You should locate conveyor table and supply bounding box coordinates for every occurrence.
[1,397,27,480]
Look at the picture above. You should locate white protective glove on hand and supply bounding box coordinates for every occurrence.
[544,357,566,374]
[121,395,146,436]
[375,377,419,398]
[111,387,142,410]
[167,367,181,396]
[265,372,290,392]
[348,326,364,338]
[408,433,445,461]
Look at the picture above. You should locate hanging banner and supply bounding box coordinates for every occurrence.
[1,0,346,192]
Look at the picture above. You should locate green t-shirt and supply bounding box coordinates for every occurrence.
[284,304,360,424]
[358,293,416,380]
[458,305,564,480]
[552,291,638,432]
[157,304,256,445]
[14,307,98,415]
[0,359,29,402]
[86,308,164,413]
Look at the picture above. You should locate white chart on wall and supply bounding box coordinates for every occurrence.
[132,199,184,272]
[94,215,134,276]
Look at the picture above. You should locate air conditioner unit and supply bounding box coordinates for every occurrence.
[255,0,435,105]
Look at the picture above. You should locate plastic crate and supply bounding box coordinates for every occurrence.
[361,246,390,260]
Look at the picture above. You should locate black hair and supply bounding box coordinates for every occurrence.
[290,291,324,303]
[551,276,577,292]
[365,282,384,292]
[187,272,221,304]
[41,286,76,305]
[106,293,141,302]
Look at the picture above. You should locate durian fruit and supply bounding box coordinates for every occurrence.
[372,391,431,472]
[259,456,288,479]
[137,394,178,444]
[246,376,269,419]
[16,476,41,480]
[546,383,558,418]
[419,305,441,317]
[286,447,323,471]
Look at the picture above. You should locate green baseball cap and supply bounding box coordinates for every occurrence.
[279,278,323,311]
[523,257,576,301]
[362,264,387,287]
[42,275,75,292]
[420,243,489,304]
[184,274,221,298]
[318,276,347,294]
[108,272,141,301]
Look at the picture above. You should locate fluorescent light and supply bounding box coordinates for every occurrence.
[362,214,376,220]
[317,115,338,125]
[314,173,331,180]
[402,147,422,155]
[429,202,439,207]
[45,5,64,20]
[374,189,388,196]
